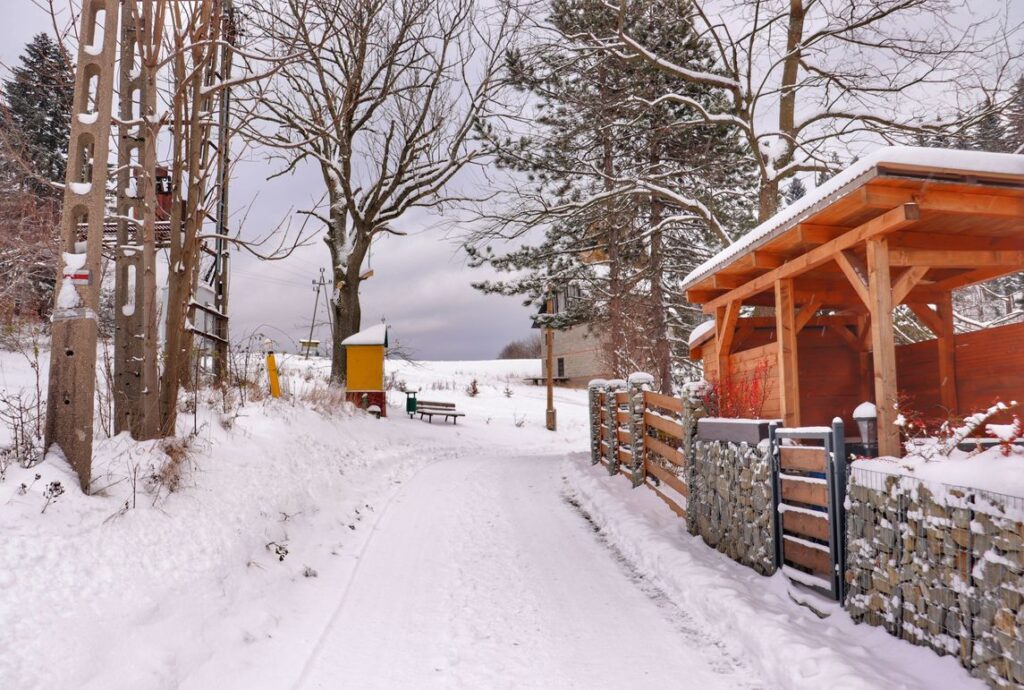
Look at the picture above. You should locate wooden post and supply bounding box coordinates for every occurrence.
[44,0,120,492]
[936,292,959,414]
[866,238,900,457]
[545,294,557,431]
[774,279,800,427]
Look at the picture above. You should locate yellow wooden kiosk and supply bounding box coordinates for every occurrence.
[342,323,388,416]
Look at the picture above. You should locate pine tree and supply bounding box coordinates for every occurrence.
[1,34,74,194]
[471,0,756,388]
[1005,77,1024,153]
[969,109,1008,153]
[783,177,806,206]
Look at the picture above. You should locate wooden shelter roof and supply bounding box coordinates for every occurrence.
[684,147,1024,313]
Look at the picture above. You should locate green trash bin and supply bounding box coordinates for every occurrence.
[405,389,419,417]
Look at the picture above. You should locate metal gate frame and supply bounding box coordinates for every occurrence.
[769,420,848,602]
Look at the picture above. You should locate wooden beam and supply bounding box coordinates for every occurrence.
[889,248,1024,268]
[936,293,959,414]
[747,251,786,269]
[866,238,901,457]
[795,296,823,332]
[834,250,870,307]
[927,267,1012,294]
[712,273,750,289]
[890,231,1024,252]
[794,223,850,245]
[703,203,920,313]
[716,301,741,390]
[906,302,943,336]
[775,279,801,427]
[830,324,864,351]
[857,314,872,402]
[686,289,725,303]
[862,187,1024,218]
[892,266,929,305]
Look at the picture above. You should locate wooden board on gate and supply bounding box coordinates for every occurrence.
[645,435,684,467]
[615,391,630,404]
[782,510,831,542]
[616,429,631,445]
[617,448,633,465]
[784,537,832,576]
[780,446,827,473]
[781,478,829,507]
[644,411,684,439]
[615,410,630,424]
[645,460,689,497]
[643,391,684,414]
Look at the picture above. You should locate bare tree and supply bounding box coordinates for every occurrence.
[239,0,523,383]
[607,0,1022,223]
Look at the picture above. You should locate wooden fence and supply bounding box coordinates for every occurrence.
[590,380,689,519]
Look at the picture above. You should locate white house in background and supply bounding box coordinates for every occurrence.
[536,286,612,388]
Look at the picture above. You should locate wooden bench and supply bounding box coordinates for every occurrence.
[412,400,465,424]
[523,376,570,385]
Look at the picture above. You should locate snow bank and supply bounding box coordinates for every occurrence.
[563,454,981,690]
[0,355,591,688]
[855,444,1024,503]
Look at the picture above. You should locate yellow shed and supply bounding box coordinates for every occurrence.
[342,324,388,416]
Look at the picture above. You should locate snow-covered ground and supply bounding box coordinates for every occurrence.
[0,353,980,688]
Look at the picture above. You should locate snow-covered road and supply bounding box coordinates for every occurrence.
[295,453,762,690]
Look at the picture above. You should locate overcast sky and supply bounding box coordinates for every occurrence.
[4,3,537,361]
[3,2,1022,359]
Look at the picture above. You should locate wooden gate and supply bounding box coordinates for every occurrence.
[769,421,848,601]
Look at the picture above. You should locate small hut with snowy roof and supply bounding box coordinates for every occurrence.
[342,323,389,416]
[684,147,1024,457]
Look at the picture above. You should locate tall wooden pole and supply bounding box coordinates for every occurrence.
[545,293,557,432]
[866,238,901,457]
[45,0,120,491]
[774,278,801,428]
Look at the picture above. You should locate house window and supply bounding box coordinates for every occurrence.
[557,357,565,378]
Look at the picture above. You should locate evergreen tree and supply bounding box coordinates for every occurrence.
[968,109,1008,153]
[783,177,806,206]
[471,0,756,388]
[1004,77,1024,153]
[1,34,74,193]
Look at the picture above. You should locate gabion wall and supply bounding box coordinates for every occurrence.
[846,469,1024,688]
[688,437,776,576]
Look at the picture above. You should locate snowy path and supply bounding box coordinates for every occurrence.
[295,454,762,690]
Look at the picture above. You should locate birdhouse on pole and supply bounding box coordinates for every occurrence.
[342,323,388,417]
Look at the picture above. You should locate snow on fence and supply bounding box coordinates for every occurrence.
[847,468,1024,688]
[588,377,689,518]
[586,374,1024,686]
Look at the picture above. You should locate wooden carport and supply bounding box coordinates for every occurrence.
[683,148,1024,457]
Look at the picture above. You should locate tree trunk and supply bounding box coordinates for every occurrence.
[649,184,671,393]
[758,0,806,222]
[326,212,369,385]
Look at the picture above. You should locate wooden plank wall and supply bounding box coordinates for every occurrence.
[897,321,1024,420]
[723,327,862,426]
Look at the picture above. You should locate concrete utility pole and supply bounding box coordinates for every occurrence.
[113,0,160,440]
[45,0,120,491]
[211,0,236,382]
[545,291,557,432]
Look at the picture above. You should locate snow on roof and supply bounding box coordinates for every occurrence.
[341,323,388,346]
[687,319,716,348]
[682,146,1024,291]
